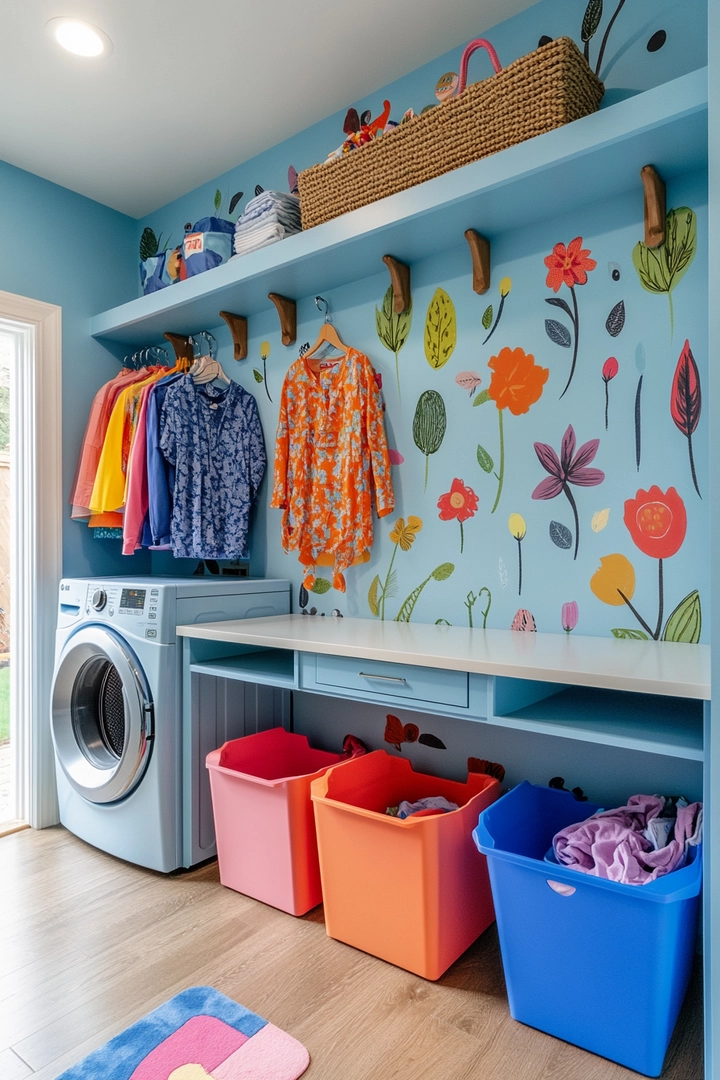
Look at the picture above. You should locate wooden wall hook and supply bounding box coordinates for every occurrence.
[641,165,666,249]
[382,255,411,314]
[268,293,297,345]
[219,311,248,360]
[464,230,491,294]
[164,332,194,365]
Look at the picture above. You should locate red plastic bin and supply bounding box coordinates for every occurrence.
[206,727,345,915]
[311,750,501,979]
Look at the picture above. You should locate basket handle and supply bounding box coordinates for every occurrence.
[458,38,503,95]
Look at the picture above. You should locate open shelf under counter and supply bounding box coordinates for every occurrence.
[92,68,707,346]
[189,648,297,690]
[490,684,704,761]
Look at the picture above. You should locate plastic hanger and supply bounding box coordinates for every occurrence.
[304,297,347,366]
[188,332,230,387]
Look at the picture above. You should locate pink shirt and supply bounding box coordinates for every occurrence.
[122,383,152,555]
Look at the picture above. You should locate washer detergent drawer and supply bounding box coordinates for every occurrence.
[300,653,471,712]
[176,590,290,628]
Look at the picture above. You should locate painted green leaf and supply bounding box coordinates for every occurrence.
[611,628,649,641]
[299,584,309,609]
[632,207,697,297]
[395,563,454,623]
[482,305,493,330]
[311,578,331,594]
[413,390,447,490]
[368,575,381,617]
[214,188,222,215]
[375,286,413,353]
[662,590,702,644]
[477,445,494,473]
[424,287,456,369]
[253,369,264,383]
[229,190,244,216]
[139,227,159,262]
[473,389,490,407]
[435,619,452,625]
[582,0,603,42]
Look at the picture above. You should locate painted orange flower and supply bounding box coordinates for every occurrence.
[488,347,549,416]
[438,478,478,554]
[624,486,687,560]
[544,236,597,292]
[389,515,423,551]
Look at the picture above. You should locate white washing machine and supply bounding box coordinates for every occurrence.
[50,576,290,872]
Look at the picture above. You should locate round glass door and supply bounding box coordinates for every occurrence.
[51,625,153,803]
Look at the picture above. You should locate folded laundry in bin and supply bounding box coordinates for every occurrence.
[553,794,703,885]
[386,796,459,819]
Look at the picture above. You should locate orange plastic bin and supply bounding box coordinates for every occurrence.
[206,727,345,916]
[311,750,501,979]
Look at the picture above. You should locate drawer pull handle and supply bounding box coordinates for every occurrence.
[358,672,407,684]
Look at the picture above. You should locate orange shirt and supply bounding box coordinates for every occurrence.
[271,348,394,591]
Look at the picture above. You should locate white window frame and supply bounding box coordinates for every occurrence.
[0,290,62,829]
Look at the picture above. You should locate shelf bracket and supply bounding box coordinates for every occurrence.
[641,165,666,249]
[164,332,194,366]
[464,230,491,294]
[268,294,297,346]
[382,255,411,313]
[219,311,248,360]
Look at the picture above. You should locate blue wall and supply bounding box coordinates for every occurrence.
[141,0,709,642]
[0,158,147,577]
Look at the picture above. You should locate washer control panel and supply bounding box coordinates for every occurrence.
[57,580,173,643]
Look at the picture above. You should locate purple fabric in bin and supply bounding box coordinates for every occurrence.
[553,795,702,885]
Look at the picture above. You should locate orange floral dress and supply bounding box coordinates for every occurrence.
[271,348,394,591]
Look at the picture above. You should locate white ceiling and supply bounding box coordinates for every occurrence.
[0,0,537,218]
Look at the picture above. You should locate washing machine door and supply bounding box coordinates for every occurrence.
[51,625,154,804]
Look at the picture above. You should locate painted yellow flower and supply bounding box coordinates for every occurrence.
[389,515,423,551]
[508,513,526,540]
[499,276,512,298]
[590,554,636,606]
[260,340,270,360]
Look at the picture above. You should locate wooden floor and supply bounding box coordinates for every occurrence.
[1,826,703,1080]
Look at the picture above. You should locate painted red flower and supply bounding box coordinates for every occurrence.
[623,486,687,560]
[438,478,478,555]
[438,478,478,523]
[544,237,597,292]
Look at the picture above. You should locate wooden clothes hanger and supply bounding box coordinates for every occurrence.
[305,296,347,368]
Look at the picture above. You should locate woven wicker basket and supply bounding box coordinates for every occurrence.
[298,37,604,231]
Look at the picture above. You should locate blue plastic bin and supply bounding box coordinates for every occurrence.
[472,782,701,1077]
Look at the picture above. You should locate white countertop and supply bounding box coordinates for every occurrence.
[176,615,710,700]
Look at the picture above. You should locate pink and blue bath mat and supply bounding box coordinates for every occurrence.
[57,986,310,1079]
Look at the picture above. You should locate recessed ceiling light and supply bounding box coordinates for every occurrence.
[46,17,113,57]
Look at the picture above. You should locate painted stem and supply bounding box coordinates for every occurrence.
[634,374,643,471]
[688,433,701,498]
[559,286,580,399]
[604,379,609,430]
[459,521,464,555]
[379,543,398,621]
[482,294,505,345]
[424,453,429,493]
[395,350,401,400]
[668,291,674,340]
[595,0,627,76]
[491,408,505,513]
[563,483,580,561]
[263,356,272,402]
[617,589,656,639]
[654,558,664,641]
[479,587,492,628]
[516,538,523,595]
[465,591,476,628]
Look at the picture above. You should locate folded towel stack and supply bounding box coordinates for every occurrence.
[232,191,302,258]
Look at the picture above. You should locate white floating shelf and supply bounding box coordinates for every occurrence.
[92,68,708,346]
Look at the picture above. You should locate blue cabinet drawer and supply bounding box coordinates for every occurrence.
[310,654,469,709]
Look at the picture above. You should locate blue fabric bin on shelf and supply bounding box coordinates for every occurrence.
[472,782,701,1077]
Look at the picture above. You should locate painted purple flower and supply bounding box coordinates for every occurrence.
[562,601,579,633]
[532,425,604,561]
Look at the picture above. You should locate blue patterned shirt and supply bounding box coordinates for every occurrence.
[160,375,266,559]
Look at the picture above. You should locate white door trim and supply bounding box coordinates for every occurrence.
[0,289,62,829]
